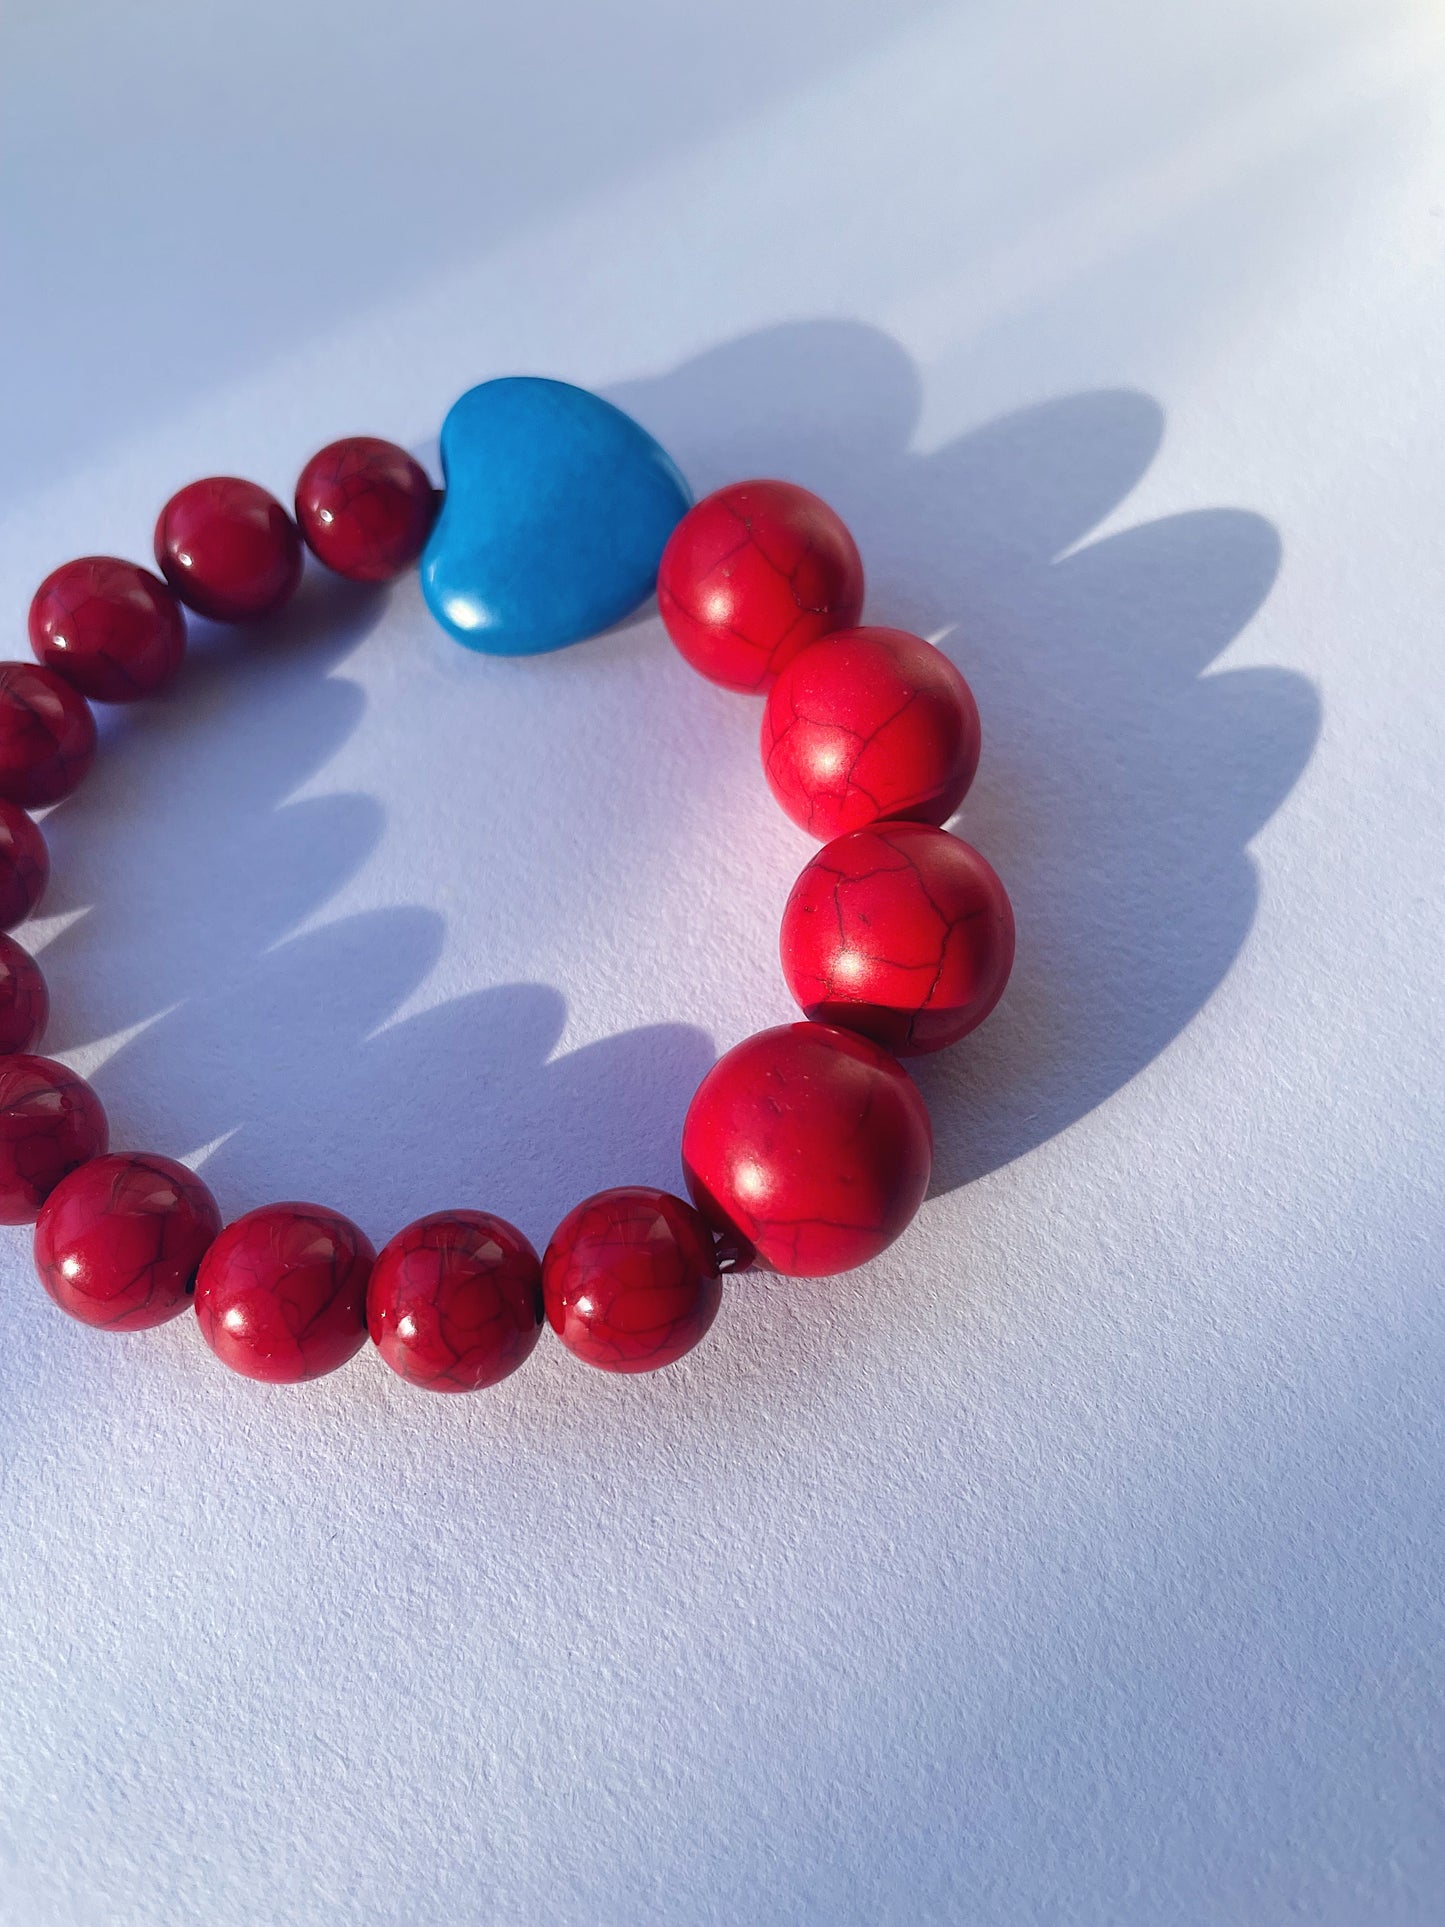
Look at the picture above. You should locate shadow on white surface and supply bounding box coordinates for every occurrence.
[32,321,1319,1241]
[34,568,716,1241]
[614,322,1322,1189]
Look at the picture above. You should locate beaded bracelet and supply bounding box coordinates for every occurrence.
[0,378,1013,1391]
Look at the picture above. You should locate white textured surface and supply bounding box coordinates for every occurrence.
[2,3,1442,1923]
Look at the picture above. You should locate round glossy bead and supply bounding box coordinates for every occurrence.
[0,799,48,930]
[0,936,47,1054]
[543,1186,722,1373]
[34,1152,220,1331]
[28,555,186,702]
[761,627,981,839]
[154,477,303,622]
[781,822,1015,1054]
[0,1054,107,1225]
[658,479,864,692]
[0,662,97,808]
[295,437,436,582]
[368,1209,543,1392]
[682,1023,931,1277]
[194,1202,374,1383]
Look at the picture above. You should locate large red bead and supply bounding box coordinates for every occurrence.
[761,627,980,839]
[781,822,1015,1055]
[0,1054,107,1225]
[0,936,47,1054]
[682,1023,931,1277]
[34,1152,221,1331]
[368,1208,543,1392]
[154,477,303,622]
[29,555,186,702]
[195,1202,375,1383]
[658,479,864,692]
[0,800,48,930]
[295,437,435,583]
[543,1186,722,1373]
[0,662,97,808]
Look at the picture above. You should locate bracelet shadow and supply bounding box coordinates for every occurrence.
[614,323,1320,1198]
[29,318,1318,1282]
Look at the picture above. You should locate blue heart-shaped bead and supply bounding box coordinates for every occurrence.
[420,377,691,654]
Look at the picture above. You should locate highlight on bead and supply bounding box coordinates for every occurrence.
[762,625,981,839]
[1,390,1018,1398]
[543,1186,722,1372]
[29,556,187,702]
[658,478,864,692]
[780,821,1015,1054]
[35,1153,221,1331]
[368,1209,543,1392]
[295,437,436,583]
[154,476,303,623]
[681,1022,933,1278]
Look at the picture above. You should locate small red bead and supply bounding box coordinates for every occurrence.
[154,477,303,622]
[543,1186,722,1373]
[0,1053,107,1225]
[0,936,47,1054]
[761,627,980,840]
[658,479,864,692]
[682,1023,931,1277]
[0,662,97,808]
[34,1152,220,1331]
[295,437,436,583]
[0,799,48,930]
[29,556,186,702]
[368,1209,543,1393]
[194,1202,374,1383]
[781,822,1015,1055]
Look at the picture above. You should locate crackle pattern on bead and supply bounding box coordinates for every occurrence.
[761,626,980,839]
[34,1152,220,1331]
[781,821,1015,1054]
[682,1023,932,1277]
[154,477,303,623]
[543,1186,722,1373]
[0,429,1005,1392]
[29,556,186,703]
[0,935,48,1055]
[658,479,864,692]
[295,437,436,583]
[368,1209,543,1392]
[195,1202,374,1383]
[0,662,97,808]
[0,1054,107,1225]
[0,800,48,932]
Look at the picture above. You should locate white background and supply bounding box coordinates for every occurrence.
[1,3,1442,1922]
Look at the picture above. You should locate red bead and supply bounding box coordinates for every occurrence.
[0,800,48,930]
[154,477,303,622]
[0,935,47,1054]
[0,1054,107,1225]
[780,822,1015,1055]
[543,1186,722,1373]
[194,1202,374,1383]
[658,479,864,692]
[368,1209,543,1393]
[682,1023,931,1277]
[34,1152,220,1331]
[295,437,436,583]
[0,662,97,808]
[761,627,980,839]
[29,555,186,702]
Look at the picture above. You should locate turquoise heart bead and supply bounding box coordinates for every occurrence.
[420,377,691,654]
